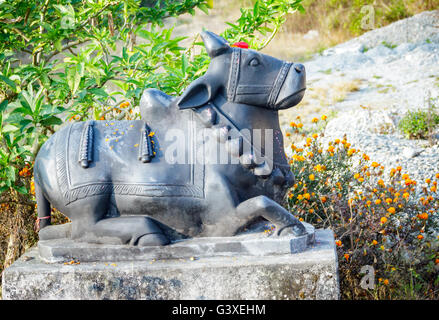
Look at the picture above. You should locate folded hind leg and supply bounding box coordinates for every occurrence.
[91,216,169,246]
[70,196,169,246]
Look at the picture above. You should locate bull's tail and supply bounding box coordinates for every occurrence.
[34,180,51,232]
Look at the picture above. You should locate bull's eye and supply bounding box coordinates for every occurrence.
[249,58,260,67]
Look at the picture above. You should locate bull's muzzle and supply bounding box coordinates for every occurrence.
[274,63,306,110]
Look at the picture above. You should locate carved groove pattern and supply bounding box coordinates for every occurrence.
[55,125,71,201]
[78,120,94,167]
[138,123,154,162]
[227,48,240,102]
[268,62,292,109]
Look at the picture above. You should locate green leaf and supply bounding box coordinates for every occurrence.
[40,116,63,127]
[67,68,81,95]
[2,124,19,132]
[181,54,188,74]
[0,75,17,91]
[5,166,15,183]
[14,185,28,195]
[0,100,8,113]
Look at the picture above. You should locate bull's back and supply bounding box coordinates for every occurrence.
[36,120,205,208]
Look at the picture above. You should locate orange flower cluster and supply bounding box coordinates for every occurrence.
[19,164,31,177]
[286,115,439,298]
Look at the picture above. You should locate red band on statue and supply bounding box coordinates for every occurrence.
[231,41,249,49]
[35,215,50,232]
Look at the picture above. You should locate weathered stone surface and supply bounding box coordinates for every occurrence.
[2,229,339,300]
[38,222,315,263]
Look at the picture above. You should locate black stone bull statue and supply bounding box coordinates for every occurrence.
[34,31,307,246]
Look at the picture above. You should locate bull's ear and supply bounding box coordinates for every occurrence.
[177,80,212,109]
[201,31,230,58]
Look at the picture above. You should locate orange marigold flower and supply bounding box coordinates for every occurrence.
[309,174,315,181]
[371,240,378,246]
[320,196,327,203]
[417,234,424,240]
[371,162,379,168]
[383,279,389,285]
[375,199,382,205]
[426,178,431,184]
[431,185,437,192]
[290,122,297,127]
[335,240,342,247]
[380,217,387,224]
[344,254,350,261]
[303,193,310,200]
[387,207,395,214]
[321,115,327,121]
[312,117,318,123]
[297,123,303,128]
[417,212,428,220]
[285,132,291,137]
[436,173,439,179]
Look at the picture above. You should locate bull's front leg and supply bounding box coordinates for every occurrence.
[236,196,306,236]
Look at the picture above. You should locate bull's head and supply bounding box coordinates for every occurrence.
[177,31,306,110]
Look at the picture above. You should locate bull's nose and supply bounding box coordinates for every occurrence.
[294,63,305,73]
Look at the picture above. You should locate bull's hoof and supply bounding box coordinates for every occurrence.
[137,233,170,246]
[277,221,307,237]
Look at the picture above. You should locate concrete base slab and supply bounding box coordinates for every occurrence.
[2,229,339,300]
[38,222,315,263]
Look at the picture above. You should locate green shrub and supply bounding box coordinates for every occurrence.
[0,0,304,287]
[398,108,439,139]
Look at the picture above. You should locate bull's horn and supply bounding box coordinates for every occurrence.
[201,31,230,58]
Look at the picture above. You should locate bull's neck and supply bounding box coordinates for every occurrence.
[211,94,288,168]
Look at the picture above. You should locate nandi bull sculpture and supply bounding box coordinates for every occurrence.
[34,31,306,247]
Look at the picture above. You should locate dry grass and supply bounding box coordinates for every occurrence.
[332,79,362,103]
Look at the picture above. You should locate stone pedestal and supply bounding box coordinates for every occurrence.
[2,229,339,300]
